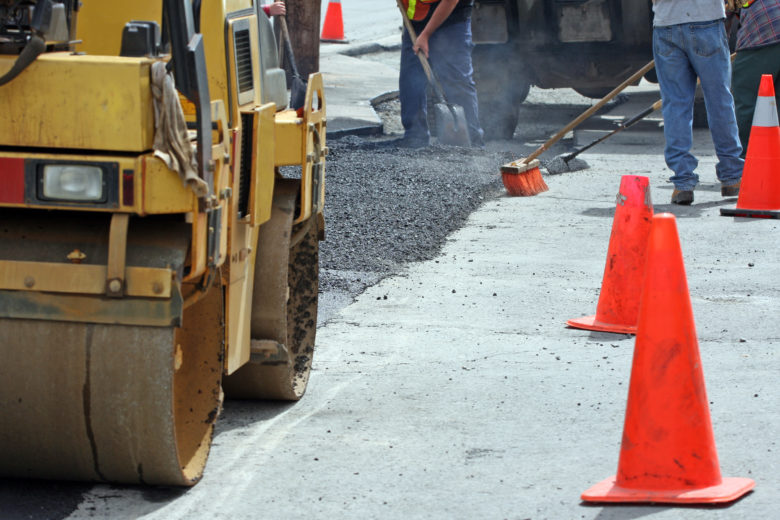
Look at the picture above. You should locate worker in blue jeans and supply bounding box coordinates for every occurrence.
[397,0,484,148]
[653,0,743,205]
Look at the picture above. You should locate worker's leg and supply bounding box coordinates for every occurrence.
[732,42,780,157]
[653,24,699,190]
[688,20,743,187]
[428,20,484,145]
[399,28,431,143]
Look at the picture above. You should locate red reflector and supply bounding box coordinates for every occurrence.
[0,158,25,204]
[123,169,135,206]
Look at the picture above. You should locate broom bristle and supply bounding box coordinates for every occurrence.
[501,162,549,197]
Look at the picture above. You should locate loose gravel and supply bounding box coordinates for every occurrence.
[319,134,516,295]
[316,86,628,317]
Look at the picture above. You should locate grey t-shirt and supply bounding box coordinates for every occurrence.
[652,0,725,27]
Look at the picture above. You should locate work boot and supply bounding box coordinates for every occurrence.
[721,180,741,197]
[671,189,694,205]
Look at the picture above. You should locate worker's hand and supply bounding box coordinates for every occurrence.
[725,0,737,12]
[413,0,456,57]
[414,32,430,58]
[268,1,286,16]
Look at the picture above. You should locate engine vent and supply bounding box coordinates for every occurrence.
[237,112,253,219]
[232,19,255,105]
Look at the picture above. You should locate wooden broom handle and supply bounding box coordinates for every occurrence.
[518,59,656,165]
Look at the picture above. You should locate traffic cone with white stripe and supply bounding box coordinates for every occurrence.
[321,0,347,43]
[721,74,780,219]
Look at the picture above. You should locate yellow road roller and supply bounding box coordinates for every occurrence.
[0,0,326,485]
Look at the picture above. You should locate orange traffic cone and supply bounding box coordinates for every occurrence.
[321,0,347,43]
[721,74,780,219]
[567,175,653,334]
[582,213,755,504]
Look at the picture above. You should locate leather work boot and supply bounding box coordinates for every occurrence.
[721,180,741,197]
[671,189,694,205]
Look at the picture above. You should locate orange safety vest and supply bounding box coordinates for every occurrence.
[402,0,440,21]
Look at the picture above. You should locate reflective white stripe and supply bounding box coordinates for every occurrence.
[752,96,779,128]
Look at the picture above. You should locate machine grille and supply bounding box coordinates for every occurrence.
[237,112,253,219]
[234,28,254,102]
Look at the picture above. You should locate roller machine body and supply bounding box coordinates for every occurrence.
[0,0,326,485]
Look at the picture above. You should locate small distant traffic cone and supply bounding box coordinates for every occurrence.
[321,0,347,43]
[721,74,780,219]
[566,175,653,334]
[581,213,755,504]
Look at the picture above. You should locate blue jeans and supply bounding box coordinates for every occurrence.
[400,20,484,144]
[653,20,743,190]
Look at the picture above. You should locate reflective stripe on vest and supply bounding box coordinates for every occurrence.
[742,0,755,7]
[407,0,417,19]
[405,0,439,21]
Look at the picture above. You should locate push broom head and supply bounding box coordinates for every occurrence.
[500,159,549,196]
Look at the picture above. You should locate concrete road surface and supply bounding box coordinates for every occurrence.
[320,0,400,46]
[64,102,779,518]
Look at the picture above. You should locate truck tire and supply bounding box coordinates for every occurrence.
[473,45,529,140]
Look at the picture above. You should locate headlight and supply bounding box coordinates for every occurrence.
[41,165,105,202]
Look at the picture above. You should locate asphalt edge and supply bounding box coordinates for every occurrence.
[323,38,402,139]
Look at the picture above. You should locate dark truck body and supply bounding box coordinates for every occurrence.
[471,0,654,138]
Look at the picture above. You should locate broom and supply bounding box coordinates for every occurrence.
[500,59,656,196]
[545,98,663,175]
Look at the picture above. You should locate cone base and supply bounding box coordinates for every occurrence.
[721,207,780,219]
[320,38,349,43]
[581,475,755,504]
[566,315,637,335]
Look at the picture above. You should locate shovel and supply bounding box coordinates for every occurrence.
[278,14,307,111]
[396,0,471,147]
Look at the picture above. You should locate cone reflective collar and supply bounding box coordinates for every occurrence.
[750,76,779,128]
[567,175,653,334]
[582,214,755,504]
[721,74,780,218]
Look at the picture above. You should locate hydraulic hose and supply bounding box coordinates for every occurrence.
[0,34,46,87]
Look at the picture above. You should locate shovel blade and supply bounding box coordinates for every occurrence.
[290,75,307,111]
[433,103,471,147]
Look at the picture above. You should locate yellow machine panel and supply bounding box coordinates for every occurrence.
[76,0,162,56]
[0,54,155,152]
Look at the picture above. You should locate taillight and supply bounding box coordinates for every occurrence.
[0,158,25,204]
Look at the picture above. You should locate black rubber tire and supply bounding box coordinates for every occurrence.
[472,44,530,140]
